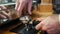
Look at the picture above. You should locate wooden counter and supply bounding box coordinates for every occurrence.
[1,31,17,34]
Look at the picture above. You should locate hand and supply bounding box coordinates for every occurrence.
[15,0,32,17]
[0,6,11,19]
[35,15,60,34]
[0,11,11,19]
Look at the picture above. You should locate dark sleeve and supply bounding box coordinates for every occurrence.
[0,18,20,30]
[52,0,60,14]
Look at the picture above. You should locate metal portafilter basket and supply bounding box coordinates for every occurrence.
[19,16,30,31]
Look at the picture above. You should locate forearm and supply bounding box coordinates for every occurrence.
[51,14,60,24]
[59,14,60,23]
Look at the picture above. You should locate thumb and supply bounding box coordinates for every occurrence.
[35,21,43,30]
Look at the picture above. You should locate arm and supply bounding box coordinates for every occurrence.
[59,14,60,23]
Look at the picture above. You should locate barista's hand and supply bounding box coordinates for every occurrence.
[0,6,11,19]
[0,11,11,19]
[35,15,60,34]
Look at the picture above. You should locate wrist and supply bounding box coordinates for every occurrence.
[52,14,60,24]
[50,14,59,22]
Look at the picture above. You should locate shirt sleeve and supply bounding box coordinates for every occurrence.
[52,0,60,14]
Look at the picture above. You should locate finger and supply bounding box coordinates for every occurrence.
[0,14,7,18]
[28,0,32,15]
[1,6,7,9]
[0,6,7,10]
[35,22,43,30]
[17,0,26,17]
[2,11,10,17]
[15,0,19,10]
